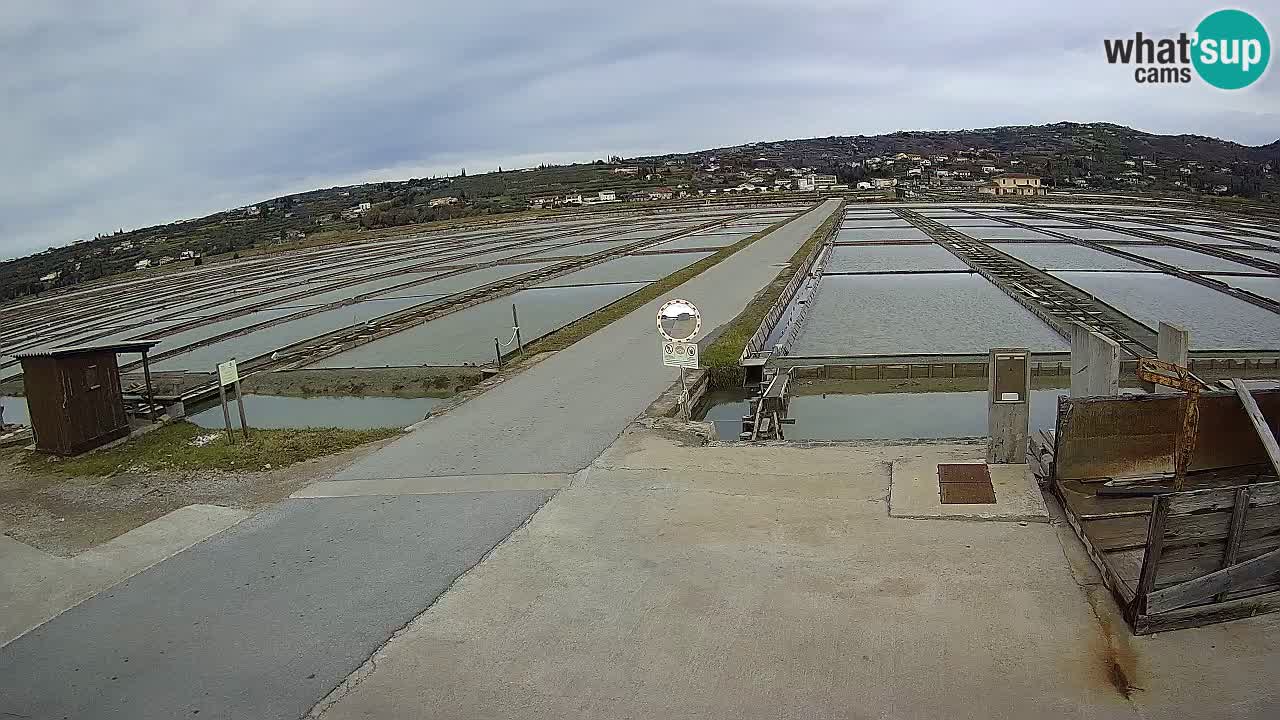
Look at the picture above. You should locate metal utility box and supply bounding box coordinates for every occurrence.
[14,341,159,456]
[987,348,1031,464]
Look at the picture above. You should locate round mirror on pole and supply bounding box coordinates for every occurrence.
[656,299,701,342]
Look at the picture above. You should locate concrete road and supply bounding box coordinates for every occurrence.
[316,429,1280,720]
[328,199,841,484]
[0,492,552,720]
[0,201,838,719]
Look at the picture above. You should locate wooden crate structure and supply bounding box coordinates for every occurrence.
[1051,390,1280,634]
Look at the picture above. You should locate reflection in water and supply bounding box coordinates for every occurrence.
[189,394,441,430]
[699,388,1139,441]
[1,395,30,425]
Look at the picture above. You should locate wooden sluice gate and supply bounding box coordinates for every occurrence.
[1040,382,1280,634]
[740,368,793,441]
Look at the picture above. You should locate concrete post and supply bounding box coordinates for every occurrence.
[1070,322,1120,397]
[988,348,1031,464]
[1155,322,1190,394]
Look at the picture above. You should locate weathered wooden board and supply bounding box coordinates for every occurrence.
[1146,547,1280,614]
[1055,391,1280,481]
[1232,379,1280,480]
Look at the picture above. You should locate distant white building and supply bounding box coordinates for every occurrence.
[856,181,872,190]
[357,202,372,212]
[563,193,584,205]
[134,259,152,270]
[978,173,1046,196]
[178,250,197,260]
[611,167,639,176]
[871,177,898,189]
[428,197,458,207]
[39,271,60,282]
[981,165,998,174]
[795,176,816,191]
[597,190,617,202]
[812,174,838,190]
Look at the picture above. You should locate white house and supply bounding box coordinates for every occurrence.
[134,259,152,270]
[871,177,898,189]
[982,165,998,174]
[597,190,617,202]
[795,175,816,191]
[428,197,459,207]
[563,193,584,205]
[856,181,873,190]
[978,173,1046,196]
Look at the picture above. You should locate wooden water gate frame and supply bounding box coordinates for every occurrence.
[1048,387,1280,634]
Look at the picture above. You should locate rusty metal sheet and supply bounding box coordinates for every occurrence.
[938,463,996,504]
[938,463,992,485]
[1054,390,1280,481]
[941,482,997,504]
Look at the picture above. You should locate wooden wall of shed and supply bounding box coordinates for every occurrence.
[1054,390,1280,481]
[20,356,65,454]
[21,350,129,456]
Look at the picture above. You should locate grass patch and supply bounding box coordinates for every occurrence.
[700,201,844,368]
[521,207,814,356]
[20,421,400,477]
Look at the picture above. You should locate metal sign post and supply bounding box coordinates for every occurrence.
[657,299,702,420]
[513,303,523,356]
[217,380,234,444]
[216,359,249,443]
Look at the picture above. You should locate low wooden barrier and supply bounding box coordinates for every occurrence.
[1050,389,1280,633]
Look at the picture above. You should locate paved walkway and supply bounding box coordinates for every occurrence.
[315,429,1280,720]
[0,200,840,720]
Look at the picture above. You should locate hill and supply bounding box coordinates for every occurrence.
[4,122,1277,304]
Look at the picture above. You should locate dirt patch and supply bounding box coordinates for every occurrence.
[1085,587,1142,700]
[243,367,483,398]
[0,429,397,557]
[119,367,483,400]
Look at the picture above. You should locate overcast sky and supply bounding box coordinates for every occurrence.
[3,1,1277,258]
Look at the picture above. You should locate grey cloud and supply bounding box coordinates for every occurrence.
[2,0,1277,257]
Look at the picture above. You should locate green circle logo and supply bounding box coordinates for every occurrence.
[1193,9,1270,89]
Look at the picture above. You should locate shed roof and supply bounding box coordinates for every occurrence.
[13,340,161,360]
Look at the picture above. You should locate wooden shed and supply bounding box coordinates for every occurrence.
[14,341,160,456]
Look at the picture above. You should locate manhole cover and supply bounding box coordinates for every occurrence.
[938,463,996,504]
